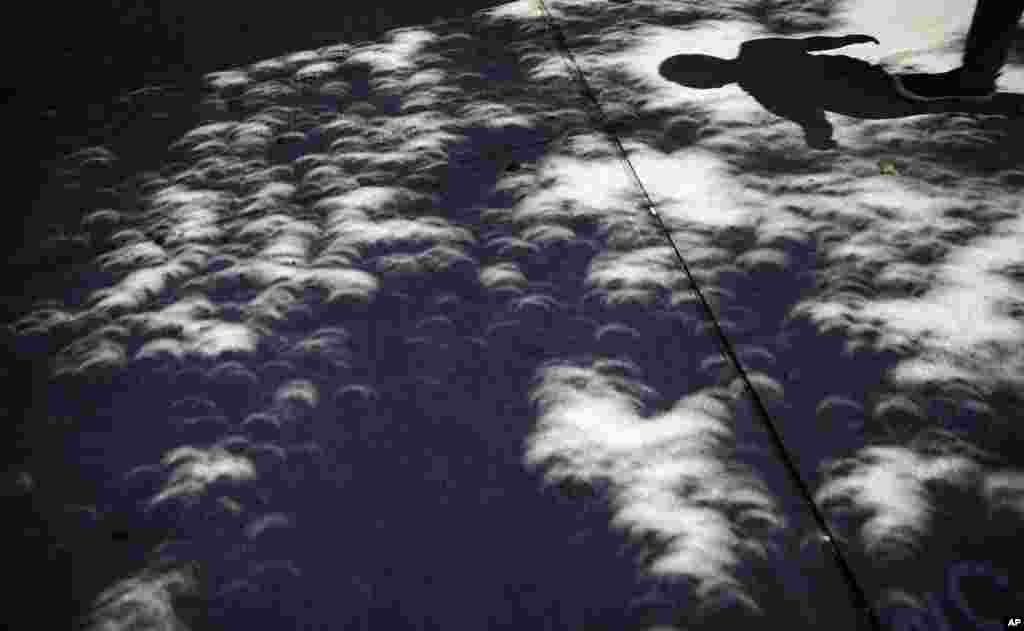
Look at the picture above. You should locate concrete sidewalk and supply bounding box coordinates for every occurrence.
[9,1,1023,629]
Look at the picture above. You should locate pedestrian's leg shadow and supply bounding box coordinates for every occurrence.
[896,82,1024,118]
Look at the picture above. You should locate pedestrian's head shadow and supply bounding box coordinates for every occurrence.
[659,54,739,90]
[657,37,1021,148]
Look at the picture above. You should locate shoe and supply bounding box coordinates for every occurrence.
[892,67,999,102]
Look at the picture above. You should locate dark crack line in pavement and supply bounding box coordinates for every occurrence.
[529,3,884,630]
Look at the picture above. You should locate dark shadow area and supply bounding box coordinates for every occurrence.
[20,1,514,113]
[658,34,1023,150]
[6,2,1024,630]
[1010,22,1024,63]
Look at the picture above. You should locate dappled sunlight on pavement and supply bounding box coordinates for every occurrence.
[7,1,1023,630]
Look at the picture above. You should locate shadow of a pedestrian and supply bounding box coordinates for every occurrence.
[659,35,1022,149]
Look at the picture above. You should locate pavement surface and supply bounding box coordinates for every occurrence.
[7,1,1024,629]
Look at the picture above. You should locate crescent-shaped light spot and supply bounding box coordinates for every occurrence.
[485,319,522,338]
[69,146,117,163]
[736,248,791,272]
[333,384,380,412]
[511,294,566,315]
[693,318,743,338]
[175,415,232,442]
[593,357,643,379]
[873,395,924,421]
[122,463,164,485]
[244,513,294,540]
[699,354,733,377]
[731,373,785,403]
[241,413,283,441]
[521,224,576,247]
[82,209,124,229]
[490,236,541,258]
[205,361,260,388]
[736,508,785,532]
[594,322,642,343]
[108,228,150,247]
[216,435,254,455]
[274,379,320,410]
[275,131,308,144]
[285,49,321,65]
[734,345,776,370]
[295,61,339,81]
[816,396,864,419]
[415,315,455,337]
[169,396,222,417]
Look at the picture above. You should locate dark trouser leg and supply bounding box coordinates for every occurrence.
[801,109,835,148]
[961,0,1024,79]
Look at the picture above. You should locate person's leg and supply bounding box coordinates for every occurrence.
[802,110,837,149]
[960,0,1024,82]
[893,0,1024,102]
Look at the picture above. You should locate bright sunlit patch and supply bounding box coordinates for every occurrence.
[81,567,197,631]
[347,28,438,74]
[816,442,988,561]
[87,262,196,316]
[149,446,257,512]
[525,360,782,610]
[204,70,251,91]
[294,61,339,81]
[862,210,1024,384]
[186,322,261,358]
[646,147,760,228]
